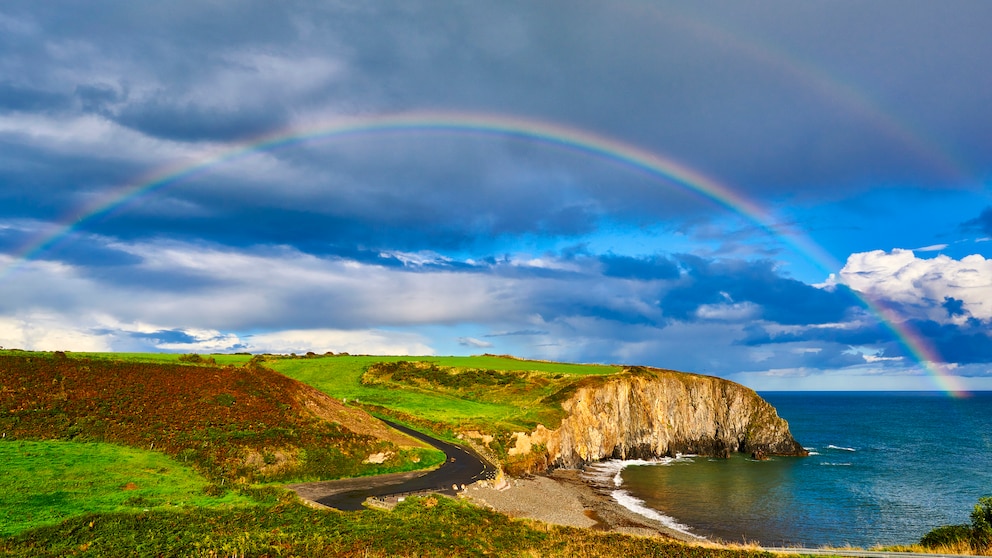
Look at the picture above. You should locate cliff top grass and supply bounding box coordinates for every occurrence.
[261,354,627,435]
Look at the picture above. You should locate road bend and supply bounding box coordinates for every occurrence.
[293,418,498,511]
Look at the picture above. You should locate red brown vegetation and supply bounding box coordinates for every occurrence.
[0,353,418,483]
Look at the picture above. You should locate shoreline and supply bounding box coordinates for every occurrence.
[462,468,708,543]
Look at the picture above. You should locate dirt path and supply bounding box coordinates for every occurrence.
[287,419,498,510]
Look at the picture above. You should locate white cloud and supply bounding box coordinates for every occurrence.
[0,112,200,164]
[0,314,111,352]
[241,329,433,355]
[835,249,992,324]
[457,336,494,349]
[914,244,948,252]
[695,301,760,321]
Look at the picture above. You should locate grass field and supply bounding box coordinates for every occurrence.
[264,354,621,432]
[0,440,252,537]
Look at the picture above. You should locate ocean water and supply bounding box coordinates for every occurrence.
[596,391,992,548]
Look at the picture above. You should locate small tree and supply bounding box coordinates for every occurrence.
[971,496,992,553]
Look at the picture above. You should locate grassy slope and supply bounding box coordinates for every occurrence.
[265,354,621,432]
[0,351,443,484]
[0,440,252,537]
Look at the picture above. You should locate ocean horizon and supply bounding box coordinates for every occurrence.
[597,391,992,548]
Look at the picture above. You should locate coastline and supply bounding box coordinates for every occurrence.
[462,468,707,544]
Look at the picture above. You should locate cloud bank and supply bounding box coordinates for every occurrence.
[1,1,991,390]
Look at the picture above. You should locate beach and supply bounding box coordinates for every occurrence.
[462,469,706,543]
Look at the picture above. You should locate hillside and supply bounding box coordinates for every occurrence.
[262,354,806,474]
[0,350,808,556]
[0,352,441,483]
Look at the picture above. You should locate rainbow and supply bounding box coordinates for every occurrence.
[621,2,970,183]
[2,110,968,396]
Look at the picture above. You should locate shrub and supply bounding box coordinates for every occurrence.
[972,496,992,553]
[920,524,971,549]
[178,353,216,365]
[922,496,992,555]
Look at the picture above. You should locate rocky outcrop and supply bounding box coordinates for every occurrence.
[510,368,807,469]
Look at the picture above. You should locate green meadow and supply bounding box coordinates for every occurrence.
[0,440,252,537]
[263,354,622,433]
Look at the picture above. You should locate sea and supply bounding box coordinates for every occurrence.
[583,391,992,548]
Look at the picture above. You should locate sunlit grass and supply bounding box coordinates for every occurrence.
[266,354,622,433]
[0,440,252,537]
[0,494,780,558]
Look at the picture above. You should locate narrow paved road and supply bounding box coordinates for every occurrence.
[296,419,497,511]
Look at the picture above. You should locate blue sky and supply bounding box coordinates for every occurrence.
[1,1,991,391]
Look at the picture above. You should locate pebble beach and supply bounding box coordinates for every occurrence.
[462,469,705,543]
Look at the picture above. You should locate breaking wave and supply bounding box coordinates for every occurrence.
[582,458,702,539]
[827,444,856,452]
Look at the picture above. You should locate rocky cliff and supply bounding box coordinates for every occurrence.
[508,368,807,469]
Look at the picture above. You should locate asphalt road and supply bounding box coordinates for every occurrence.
[311,418,498,511]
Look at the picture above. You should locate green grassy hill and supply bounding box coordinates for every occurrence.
[0,351,442,485]
[0,350,792,557]
[265,354,619,430]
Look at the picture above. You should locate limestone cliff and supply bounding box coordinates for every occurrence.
[509,368,807,469]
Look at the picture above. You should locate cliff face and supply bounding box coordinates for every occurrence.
[509,369,807,469]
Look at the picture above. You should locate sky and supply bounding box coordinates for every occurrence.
[1,1,991,392]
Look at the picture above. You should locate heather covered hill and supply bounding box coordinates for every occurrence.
[0,352,440,483]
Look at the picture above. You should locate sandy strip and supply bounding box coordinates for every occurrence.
[462,469,706,543]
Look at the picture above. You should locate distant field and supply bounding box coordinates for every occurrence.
[56,350,255,367]
[0,440,252,537]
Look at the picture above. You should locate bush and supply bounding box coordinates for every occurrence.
[922,496,992,555]
[178,353,216,365]
[920,524,971,549]
[972,496,992,553]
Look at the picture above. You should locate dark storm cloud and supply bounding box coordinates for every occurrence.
[0,81,70,112]
[745,316,992,367]
[599,254,681,281]
[124,329,199,345]
[115,101,289,143]
[739,321,890,348]
[661,256,860,325]
[963,207,992,237]
[38,236,143,268]
[890,320,992,366]
[3,0,989,238]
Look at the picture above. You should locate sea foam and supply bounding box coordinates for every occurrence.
[827,444,856,452]
[582,458,702,539]
[611,488,701,536]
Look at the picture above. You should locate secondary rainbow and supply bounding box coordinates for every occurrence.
[3,110,968,396]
